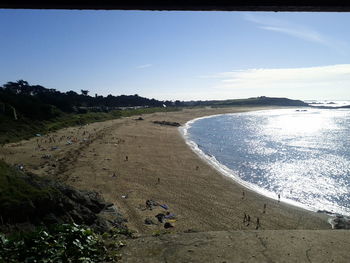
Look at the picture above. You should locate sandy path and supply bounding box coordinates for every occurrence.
[0,107,331,234]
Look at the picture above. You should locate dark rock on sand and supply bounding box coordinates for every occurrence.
[164,222,174,229]
[153,120,181,127]
[330,215,350,229]
[146,199,158,210]
[155,213,165,223]
[144,218,156,225]
[317,209,335,215]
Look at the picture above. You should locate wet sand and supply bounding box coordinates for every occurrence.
[0,106,331,234]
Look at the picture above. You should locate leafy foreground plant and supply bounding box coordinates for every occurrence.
[0,223,119,263]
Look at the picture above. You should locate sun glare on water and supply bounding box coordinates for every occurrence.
[188,108,350,215]
[267,109,333,135]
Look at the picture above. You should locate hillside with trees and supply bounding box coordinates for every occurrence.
[0,80,313,144]
[0,80,173,121]
[0,80,177,144]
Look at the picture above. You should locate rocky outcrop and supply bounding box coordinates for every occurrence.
[0,166,126,233]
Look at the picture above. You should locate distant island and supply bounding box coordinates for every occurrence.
[181,96,309,107]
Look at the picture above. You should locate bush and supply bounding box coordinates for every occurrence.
[0,223,109,263]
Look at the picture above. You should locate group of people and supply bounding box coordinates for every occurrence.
[241,191,283,230]
[35,129,93,150]
[243,213,261,230]
[242,189,274,230]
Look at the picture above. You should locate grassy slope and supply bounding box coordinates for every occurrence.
[0,107,180,144]
[0,161,56,222]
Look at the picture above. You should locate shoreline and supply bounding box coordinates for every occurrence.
[179,110,338,218]
[0,106,331,233]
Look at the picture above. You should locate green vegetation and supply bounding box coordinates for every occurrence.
[109,227,136,239]
[0,80,173,118]
[0,223,114,263]
[0,161,58,223]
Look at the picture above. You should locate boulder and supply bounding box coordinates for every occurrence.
[330,215,350,229]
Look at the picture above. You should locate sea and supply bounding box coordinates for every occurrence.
[181,100,350,216]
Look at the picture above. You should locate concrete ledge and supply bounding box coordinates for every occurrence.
[120,230,350,262]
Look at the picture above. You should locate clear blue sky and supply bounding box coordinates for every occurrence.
[1,10,350,101]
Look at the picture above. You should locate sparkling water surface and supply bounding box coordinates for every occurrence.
[185,108,350,215]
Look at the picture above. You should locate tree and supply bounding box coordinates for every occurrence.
[16,80,29,88]
[66,91,78,96]
[3,80,29,94]
[175,100,182,106]
[81,90,89,96]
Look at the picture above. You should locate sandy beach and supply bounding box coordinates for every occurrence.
[0,106,331,234]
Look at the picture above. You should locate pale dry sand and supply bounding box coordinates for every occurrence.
[1,107,331,234]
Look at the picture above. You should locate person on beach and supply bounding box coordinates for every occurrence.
[256,217,260,230]
[278,194,281,203]
[263,203,267,213]
[125,155,128,161]
[243,212,247,223]
[157,177,160,184]
[242,190,245,199]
